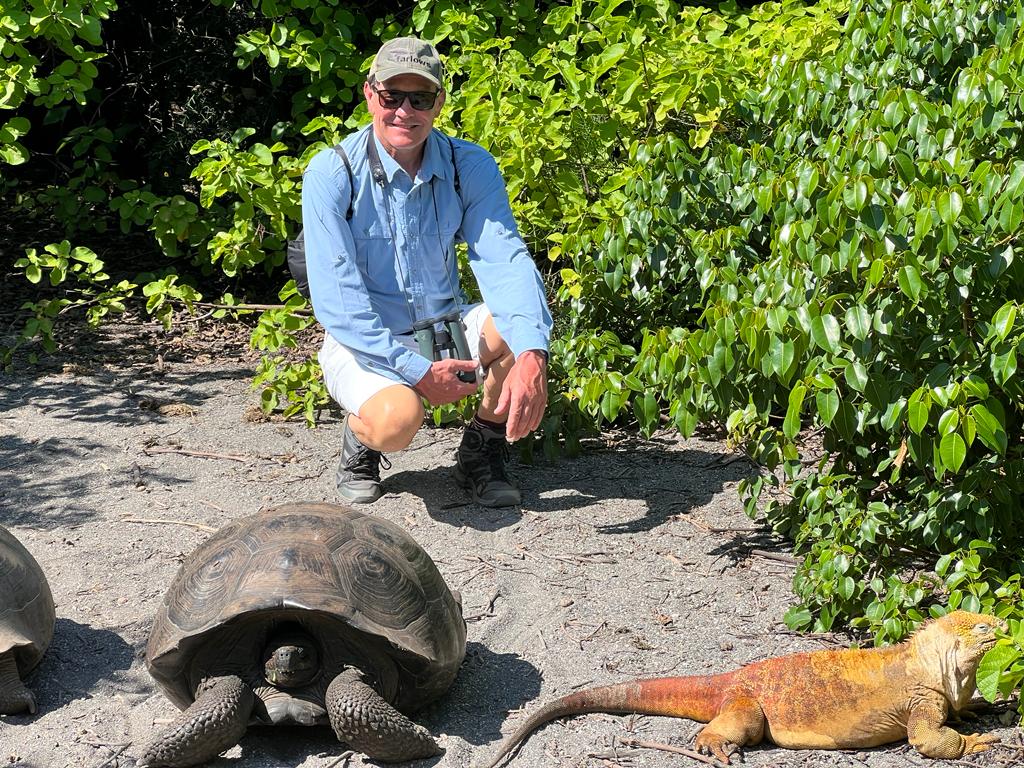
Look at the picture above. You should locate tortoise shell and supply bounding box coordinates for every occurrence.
[0,524,55,676]
[145,503,465,715]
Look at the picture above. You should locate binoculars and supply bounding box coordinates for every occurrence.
[412,311,477,384]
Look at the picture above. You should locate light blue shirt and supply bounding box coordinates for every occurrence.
[302,125,552,385]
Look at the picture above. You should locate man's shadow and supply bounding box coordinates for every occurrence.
[387,433,754,534]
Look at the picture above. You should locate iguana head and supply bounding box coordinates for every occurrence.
[914,610,1005,709]
[936,610,1004,658]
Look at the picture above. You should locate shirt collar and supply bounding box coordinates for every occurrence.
[369,128,450,186]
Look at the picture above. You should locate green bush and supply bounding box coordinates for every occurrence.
[560,0,1024,709]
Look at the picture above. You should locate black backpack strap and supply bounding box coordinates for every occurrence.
[332,143,355,219]
[445,134,461,199]
[287,143,355,300]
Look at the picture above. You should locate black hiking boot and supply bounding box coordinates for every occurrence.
[335,419,390,504]
[454,420,521,507]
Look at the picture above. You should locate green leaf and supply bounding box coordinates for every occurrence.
[845,361,868,392]
[898,265,923,301]
[784,605,813,630]
[937,189,963,225]
[970,403,1007,454]
[990,349,1017,386]
[252,144,274,166]
[770,338,795,379]
[816,388,839,426]
[838,576,857,600]
[990,302,1017,342]
[844,305,870,340]
[592,43,628,77]
[633,392,659,434]
[977,646,1018,702]
[937,409,959,435]
[811,315,841,354]
[939,432,967,473]
[784,383,807,439]
[908,389,930,434]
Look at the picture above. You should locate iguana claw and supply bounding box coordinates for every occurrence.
[963,733,1000,754]
[695,734,742,765]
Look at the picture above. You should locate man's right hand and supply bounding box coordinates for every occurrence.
[413,359,479,405]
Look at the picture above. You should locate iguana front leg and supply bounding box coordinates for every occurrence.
[0,653,35,715]
[694,696,766,764]
[326,668,442,762]
[137,675,254,768]
[907,700,1000,758]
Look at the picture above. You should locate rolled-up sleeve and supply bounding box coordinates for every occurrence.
[302,150,431,385]
[458,150,552,357]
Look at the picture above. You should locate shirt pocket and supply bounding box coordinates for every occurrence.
[432,198,464,246]
[352,229,402,293]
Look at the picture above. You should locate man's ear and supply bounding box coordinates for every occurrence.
[436,89,447,113]
[363,80,374,104]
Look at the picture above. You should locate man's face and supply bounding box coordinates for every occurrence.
[364,74,445,156]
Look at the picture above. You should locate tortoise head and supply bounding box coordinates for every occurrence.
[262,625,320,688]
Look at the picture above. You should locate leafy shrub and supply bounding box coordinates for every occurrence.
[557,0,1024,710]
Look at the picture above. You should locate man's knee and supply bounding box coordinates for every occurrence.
[354,386,424,451]
[478,315,513,370]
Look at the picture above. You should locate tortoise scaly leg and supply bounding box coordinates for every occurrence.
[326,668,442,762]
[0,652,35,715]
[137,675,254,768]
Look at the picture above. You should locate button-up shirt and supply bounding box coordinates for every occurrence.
[302,125,552,385]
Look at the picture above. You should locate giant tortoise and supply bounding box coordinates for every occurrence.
[0,523,55,716]
[138,502,466,767]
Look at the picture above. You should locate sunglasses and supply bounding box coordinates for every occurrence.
[372,86,440,111]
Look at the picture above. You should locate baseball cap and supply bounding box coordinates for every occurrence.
[369,37,445,89]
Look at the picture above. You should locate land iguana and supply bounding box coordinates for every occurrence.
[480,610,1004,766]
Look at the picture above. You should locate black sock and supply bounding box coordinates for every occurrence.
[472,415,506,434]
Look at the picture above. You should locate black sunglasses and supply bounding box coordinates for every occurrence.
[372,86,440,111]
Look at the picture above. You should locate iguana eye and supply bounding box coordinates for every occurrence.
[972,622,993,633]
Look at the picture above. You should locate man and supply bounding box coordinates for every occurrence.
[301,36,552,508]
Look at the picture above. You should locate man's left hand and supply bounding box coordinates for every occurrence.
[493,349,548,442]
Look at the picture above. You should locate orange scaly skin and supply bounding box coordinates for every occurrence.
[480,611,1004,767]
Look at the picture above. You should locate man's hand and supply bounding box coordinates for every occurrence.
[413,359,480,406]
[493,350,548,442]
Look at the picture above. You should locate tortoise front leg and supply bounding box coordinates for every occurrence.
[0,652,35,715]
[326,668,442,762]
[137,675,254,768]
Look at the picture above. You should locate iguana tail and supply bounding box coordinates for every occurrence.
[478,674,731,768]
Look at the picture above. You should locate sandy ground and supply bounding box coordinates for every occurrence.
[0,328,1020,768]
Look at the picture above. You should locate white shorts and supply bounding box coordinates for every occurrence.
[319,303,490,416]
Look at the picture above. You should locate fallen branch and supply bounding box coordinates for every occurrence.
[143,446,249,462]
[121,517,217,533]
[749,549,799,565]
[619,738,728,767]
[91,743,130,768]
[198,499,231,514]
[465,587,502,621]
[324,751,355,768]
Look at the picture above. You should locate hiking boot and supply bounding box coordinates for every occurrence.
[335,420,390,504]
[454,421,521,507]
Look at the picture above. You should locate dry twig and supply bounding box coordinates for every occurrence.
[143,446,249,462]
[121,517,217,533]
[91,743,130,768]
[620,738,728,767]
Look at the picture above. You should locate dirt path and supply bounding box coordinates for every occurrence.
[0,349,1018,767]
